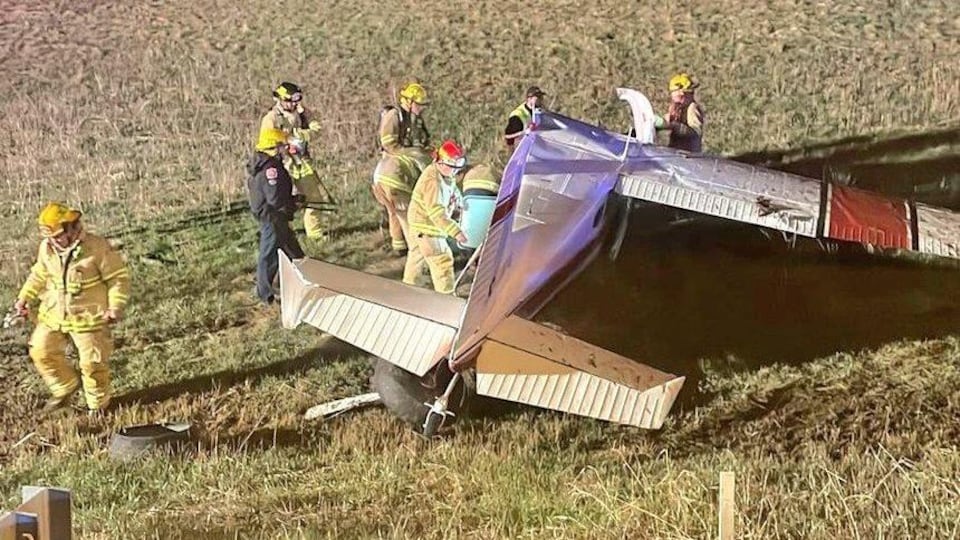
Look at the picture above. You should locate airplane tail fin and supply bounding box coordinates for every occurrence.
[475,316,684,429]
[279,253,464,376]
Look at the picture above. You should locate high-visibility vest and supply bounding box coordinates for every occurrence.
[510,103,532,129]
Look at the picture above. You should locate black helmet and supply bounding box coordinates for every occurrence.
[273,82,303,102]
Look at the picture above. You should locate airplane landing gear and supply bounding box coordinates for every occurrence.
[370,358,472,435]
[422,372,463,438]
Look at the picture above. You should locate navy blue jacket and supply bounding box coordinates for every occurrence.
[247,152,297,221]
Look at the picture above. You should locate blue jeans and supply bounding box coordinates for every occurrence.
[256,216,304,303]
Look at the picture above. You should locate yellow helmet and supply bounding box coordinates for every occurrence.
[399,82,430,105]
[256,128,289,154]
[38,202,82,238]
[668,73,698,92]
[273,82,303,102]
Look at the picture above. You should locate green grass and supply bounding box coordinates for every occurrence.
[1,1,959,538]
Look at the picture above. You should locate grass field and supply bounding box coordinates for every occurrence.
[1,1,959,538]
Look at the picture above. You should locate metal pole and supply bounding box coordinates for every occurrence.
[452,241,484,292]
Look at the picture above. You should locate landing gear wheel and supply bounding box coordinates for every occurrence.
[422,409,445,438]
[370,358,472,433]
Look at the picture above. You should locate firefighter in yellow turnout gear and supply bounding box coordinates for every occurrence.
[372,82,432,255]
[259,82,327,241]
[13,203,130,413]
[404,140,468,294]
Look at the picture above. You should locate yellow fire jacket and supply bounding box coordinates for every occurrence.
[378,106,430,154]
[377,106,431,183]
[374,153,424,193]
[259,104,321,142]
[461,164,500,194]
[259,105,325,180]
[18,232,130,333]
[409,164,463,238]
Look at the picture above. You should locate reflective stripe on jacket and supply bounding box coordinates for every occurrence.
[374,153,424,193]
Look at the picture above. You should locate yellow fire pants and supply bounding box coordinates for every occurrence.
[403,235,455,294]
[371,182,411,252]
[295,173,325,240]
[287,162,326,240]
[28,324,113,410]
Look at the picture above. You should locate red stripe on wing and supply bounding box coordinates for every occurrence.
[491,191,519,225]
[828,185,910,249]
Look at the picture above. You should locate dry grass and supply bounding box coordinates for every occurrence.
[1,1,958,251]
[1,0,959,537]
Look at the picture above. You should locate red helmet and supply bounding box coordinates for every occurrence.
[435,139,466,168]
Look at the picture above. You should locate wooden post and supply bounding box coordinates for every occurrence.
[718,471,735,540]
[0,511,39,540]
[0,487,72,540]
[19,487,72,540]
[0,511,16,540]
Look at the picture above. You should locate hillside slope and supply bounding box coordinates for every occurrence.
[1,1,958,537]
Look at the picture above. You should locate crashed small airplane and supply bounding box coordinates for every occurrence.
[279,89,960,437]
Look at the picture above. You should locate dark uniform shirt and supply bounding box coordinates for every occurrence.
[247,152,298,221]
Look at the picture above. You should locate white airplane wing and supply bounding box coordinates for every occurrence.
[615,89,960,261]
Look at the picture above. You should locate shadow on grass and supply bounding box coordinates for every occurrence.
[111,338,361,408]
[540,216,960,411]
[536,128,960,415]
[733,125,960,209]
[199,425,330,453]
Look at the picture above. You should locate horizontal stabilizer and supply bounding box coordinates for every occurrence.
[279,253,463,376]
[475,316,684,429]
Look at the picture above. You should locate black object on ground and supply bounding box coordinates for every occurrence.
[108,423,192,460]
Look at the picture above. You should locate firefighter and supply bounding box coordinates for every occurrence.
[504,85,546,148]
[258,82,327,241]
[372,81,432,255]
[248,128,305,305]
[655,73,705,153]
[12,202,130,414]
[403,140,468,294]
[371,154,425,256]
